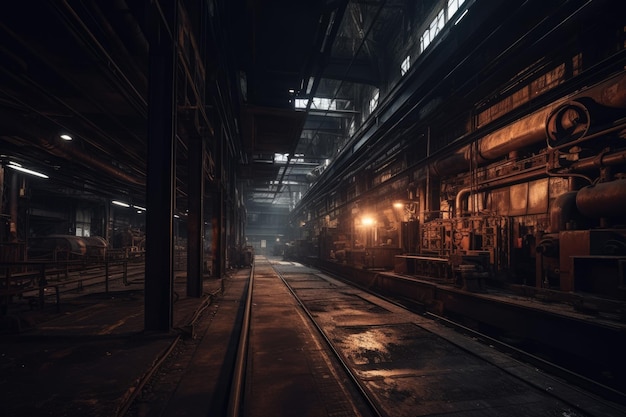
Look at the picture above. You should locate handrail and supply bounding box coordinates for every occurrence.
[0,257,138,315]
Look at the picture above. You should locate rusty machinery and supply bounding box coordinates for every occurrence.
[292,71,626,307]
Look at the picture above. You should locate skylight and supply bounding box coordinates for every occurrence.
[420,0,467,52]
[369,89,379,113]
[401,55,411,76]
[295,97,336,110]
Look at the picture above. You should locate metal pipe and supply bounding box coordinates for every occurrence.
[576,179,626,218]
[455,166,545,216]
[37,137,145,187]
[570,149,626,172]
[549,191,578,233]
[227,262,255,417]
[434,71,626,177]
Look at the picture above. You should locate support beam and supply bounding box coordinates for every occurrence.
[211,126,224,277]
[145,0,177,332]
[211,188,223,276]
[187,136,204,297]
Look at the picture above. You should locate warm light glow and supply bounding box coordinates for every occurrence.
[361,217,375,226]
[112,200,130,207]
[7,162,48,179]
[393,202,404,209]
[60,134,73,141]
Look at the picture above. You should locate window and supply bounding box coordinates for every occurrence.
[401,55,411,76]
[420,27,431,51]
[420,10,444,52]
[313,98,335,110]
[295,97,336,110]
[295,98,309,108]
[420,1,466,52]
[448,0,461,18]
[274,153,305,164]
[369,89,379,113]
[431,9,445,38]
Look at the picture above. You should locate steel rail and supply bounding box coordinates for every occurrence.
[271,262,385,417]
[227,262,255,417]
[115,285,223,417]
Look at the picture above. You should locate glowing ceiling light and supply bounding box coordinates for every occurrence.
[7,162,49,179]
[112,200,130,207]
[60,134,73,141]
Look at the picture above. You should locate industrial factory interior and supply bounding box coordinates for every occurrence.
[2,0,626,416]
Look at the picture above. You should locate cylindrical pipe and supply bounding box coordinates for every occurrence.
[433,106,556,177]
[570,149,626,172]
[433,71,626,177]
[478,106,553,161]
[576,179,626,218]
[38,137,145,187]
[549,191,578,233]
[536,234,559,257]
[455,166,545,216]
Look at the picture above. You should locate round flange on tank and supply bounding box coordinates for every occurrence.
[545,100,591,149]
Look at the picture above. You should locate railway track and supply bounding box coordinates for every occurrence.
[228,256,625,417]
[121,256,626,416]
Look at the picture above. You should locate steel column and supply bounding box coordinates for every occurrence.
[187,136,204,297]
[145,0,177,331]
[211,125,224,277]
